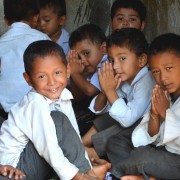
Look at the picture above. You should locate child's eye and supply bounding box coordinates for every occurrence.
[108,57,114,64]
[152,70,159,75]
[129,18,136,22]
[166,67,173,71]
[44,19,50,23]
[38,75,45,79]
[55,71,62,75]
[117,17,124,21]
[83,51,89,56]
[120,57,126,61]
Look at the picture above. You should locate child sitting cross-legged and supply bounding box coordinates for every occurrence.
[107,33,180,180]
[0,40,111,180]
[82,28,155,160]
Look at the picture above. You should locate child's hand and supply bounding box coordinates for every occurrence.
[0,165,26,179]
[67,50,84,74]
[98,61,121,93]
[152,85,169,120]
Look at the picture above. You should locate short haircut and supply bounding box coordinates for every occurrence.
[39,0,66,17]
[107,28,148,57]
[24,40,67,75]
[69,24,106,48]
[3,0,39,24]
[149,33,180,58]
[111,0,146,22]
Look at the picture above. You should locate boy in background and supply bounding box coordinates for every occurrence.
[83,28,155,160]
[108,33,180,180]
[67,24,107,136]
[38,0,70,55]
[0,40,111,180]
[111,0,146,31]
[0,0,50,119]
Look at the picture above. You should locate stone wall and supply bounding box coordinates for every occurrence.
[0,0,180,43]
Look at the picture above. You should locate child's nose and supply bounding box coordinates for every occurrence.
[122,19,129,27]
[48,76,56,85]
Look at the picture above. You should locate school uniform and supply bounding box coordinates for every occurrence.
[109,96,180,179]
[0,22,50,113]
[0,88,91,180]
[89,66,155,156]
[56,28,70,55]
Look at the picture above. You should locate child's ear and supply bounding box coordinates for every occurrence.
[59,15,67,26]
[66,63,71,79]
[100,41,107,54]
[140,21,145,31]
[4,17,10,26]
[138,53,147,67]
[23,72,32,86]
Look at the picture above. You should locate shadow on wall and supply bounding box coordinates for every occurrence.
[65,0,113,35]
[143,0,180,42]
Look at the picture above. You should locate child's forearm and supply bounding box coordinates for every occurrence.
[104,89,119,106]
[148,112,161,136]
[94,93,107,111]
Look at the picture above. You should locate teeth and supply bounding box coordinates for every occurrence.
[49,88,57,93]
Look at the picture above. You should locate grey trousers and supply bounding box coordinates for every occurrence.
[0,111,90,180]
[107,133,180,180]
[92,113,141,157]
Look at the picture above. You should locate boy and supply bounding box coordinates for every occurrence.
[107,33,180,180]
[0,0,50,118]
[83,28,155,160]
[0,40,111,180]
[67,24,107,135]
[38,0,70,55]
[111,0,146,31]
[0,165,25,180]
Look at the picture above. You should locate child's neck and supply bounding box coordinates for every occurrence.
[50,29,62,42]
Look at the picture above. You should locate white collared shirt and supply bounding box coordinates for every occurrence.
[56,28,70,55]
[89,66,155,127]
[132,97,180,155]
[0,22,50,112]
[0,88,87,180]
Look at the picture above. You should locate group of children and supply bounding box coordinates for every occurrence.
[0,0,179,180]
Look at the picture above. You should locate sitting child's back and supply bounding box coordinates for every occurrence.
[0,0,50,115]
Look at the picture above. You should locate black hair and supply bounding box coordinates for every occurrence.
[107,28,148,57]
[23,40,67,75]
[111,0,146,22]
[69,24,106,48]
[149,33,180,58]
[3,0,39,24]
[39,0,66,17]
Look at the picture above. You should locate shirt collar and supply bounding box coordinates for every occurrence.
[97,54,108,68]
[131,66,149,86]
[31,88,73,105]
[11,22,31,29]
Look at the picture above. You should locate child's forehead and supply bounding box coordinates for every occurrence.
[114,7,140,17]
[149,52,180,66]
[73,39,100,49]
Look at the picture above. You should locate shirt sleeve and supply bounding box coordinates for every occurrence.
[109,80,152,127]
[132,112,160,147]
[162,105,180,154]
[89,95,110,114]
[19,99,79,180]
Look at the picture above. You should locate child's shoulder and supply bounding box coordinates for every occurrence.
[132,66,155,89]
